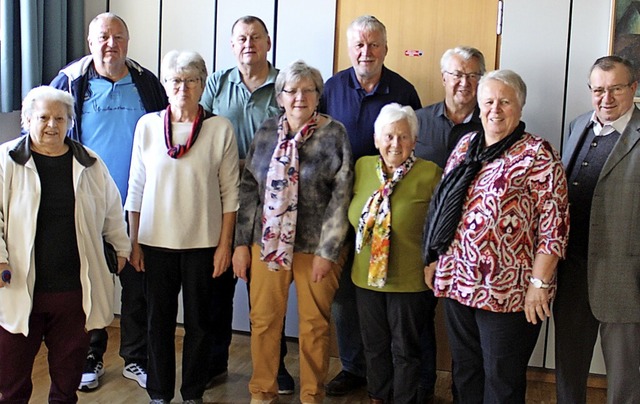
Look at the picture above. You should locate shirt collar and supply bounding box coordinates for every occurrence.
[440,102,479,124]
[230,63,278,88]
[590,106,634,137]
[348,66,389,95]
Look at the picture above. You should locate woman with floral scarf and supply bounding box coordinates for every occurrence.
[349,103,442,403]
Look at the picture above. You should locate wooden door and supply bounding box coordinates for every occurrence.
[335,0,500,106]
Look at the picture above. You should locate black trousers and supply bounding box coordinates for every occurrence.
[553,256,599,404]
[207,267,237,376]
[444,299,541,404]
[87,261,147,366]
[356,287,431,404]
[143,246,216,402]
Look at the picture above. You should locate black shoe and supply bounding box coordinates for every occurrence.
[417,386,435,404]
[205,368,228,389]
[325,370,367,396]
[277,366,295,395]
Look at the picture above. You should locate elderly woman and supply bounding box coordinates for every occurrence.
[424,70,569,403]
[125,50,239,404]
[232,60,353,404]
[0,86,129,403]
[349,103,441,404]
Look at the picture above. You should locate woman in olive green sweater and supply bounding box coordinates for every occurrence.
[348,103,442,404]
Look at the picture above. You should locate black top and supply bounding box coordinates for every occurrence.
[33,149,82,292]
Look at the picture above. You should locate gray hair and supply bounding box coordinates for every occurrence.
[161,50,208,84]
[21,86,75,131]
[347,15,387,45]
[478,69,527,108]
[440,46,486,75]
[589,55,637,84]
[275,60,324,96]
[88,12,130,39]
[231,15,269,35]
[374,103,418,142]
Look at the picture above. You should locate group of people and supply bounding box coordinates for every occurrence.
[0,9,637,404]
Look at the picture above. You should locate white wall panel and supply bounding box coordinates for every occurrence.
[110,0,162,76]
[214,0,276,72]
[563,0,612,139]
[275,0,336,81]
[161,0,216,73]
[500,0,571,151]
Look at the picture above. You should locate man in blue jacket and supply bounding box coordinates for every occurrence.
[50,12,167,392]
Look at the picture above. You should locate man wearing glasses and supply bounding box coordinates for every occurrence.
[50,12,167,392]
[554,55,640,404]
[415,46,486,169]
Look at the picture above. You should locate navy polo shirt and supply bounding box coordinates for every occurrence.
[319,66,421,160]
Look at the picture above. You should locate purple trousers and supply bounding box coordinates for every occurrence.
[0,290,90,403]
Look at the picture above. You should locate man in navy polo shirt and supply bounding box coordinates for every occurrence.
[319,14,421,398]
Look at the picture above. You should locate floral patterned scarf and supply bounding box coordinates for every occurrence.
[261,113,319,270]
[356,152,416,287]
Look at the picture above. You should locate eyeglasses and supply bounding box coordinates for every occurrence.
[165,77,201,88]
[588,83,633,97]
[444,71,482,82]
[281,88,317,96]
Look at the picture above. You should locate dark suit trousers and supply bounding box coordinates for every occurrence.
[553,256,599,404]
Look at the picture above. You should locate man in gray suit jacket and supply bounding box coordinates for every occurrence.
[554,55,640,404]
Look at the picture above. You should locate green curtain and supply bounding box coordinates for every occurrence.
[0,0,85,112]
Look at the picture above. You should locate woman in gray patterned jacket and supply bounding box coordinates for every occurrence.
[232,60,353,404]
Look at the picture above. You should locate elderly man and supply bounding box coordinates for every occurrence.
[319,14,421,397]
[200,15,294,395]
[50,12,167,391]
[415,46,485,168]
[554,55,640,404]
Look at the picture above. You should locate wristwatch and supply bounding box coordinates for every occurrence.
[529,276,550,289]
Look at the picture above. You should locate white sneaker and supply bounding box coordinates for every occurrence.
[123,362,147,388]
[78,354,104,391]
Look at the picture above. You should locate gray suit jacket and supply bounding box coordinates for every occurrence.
[562,107,640,322]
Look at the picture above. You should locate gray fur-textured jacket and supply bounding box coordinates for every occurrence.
[235,114,354,263]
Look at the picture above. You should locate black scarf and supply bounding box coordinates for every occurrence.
[423,121,526,264]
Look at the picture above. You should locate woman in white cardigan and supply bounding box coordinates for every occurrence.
[125,50,239,404]
[0,86,130,403]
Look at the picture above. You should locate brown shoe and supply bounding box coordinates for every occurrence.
[369,398,384,404]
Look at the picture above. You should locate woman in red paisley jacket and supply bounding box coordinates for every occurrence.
[423,69,570,404]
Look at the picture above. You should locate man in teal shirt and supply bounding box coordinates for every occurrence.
[200,15,294,395]
[201,16,279,163]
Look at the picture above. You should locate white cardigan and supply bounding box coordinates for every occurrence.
[125,111,239,249]
[0,136,131,336]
